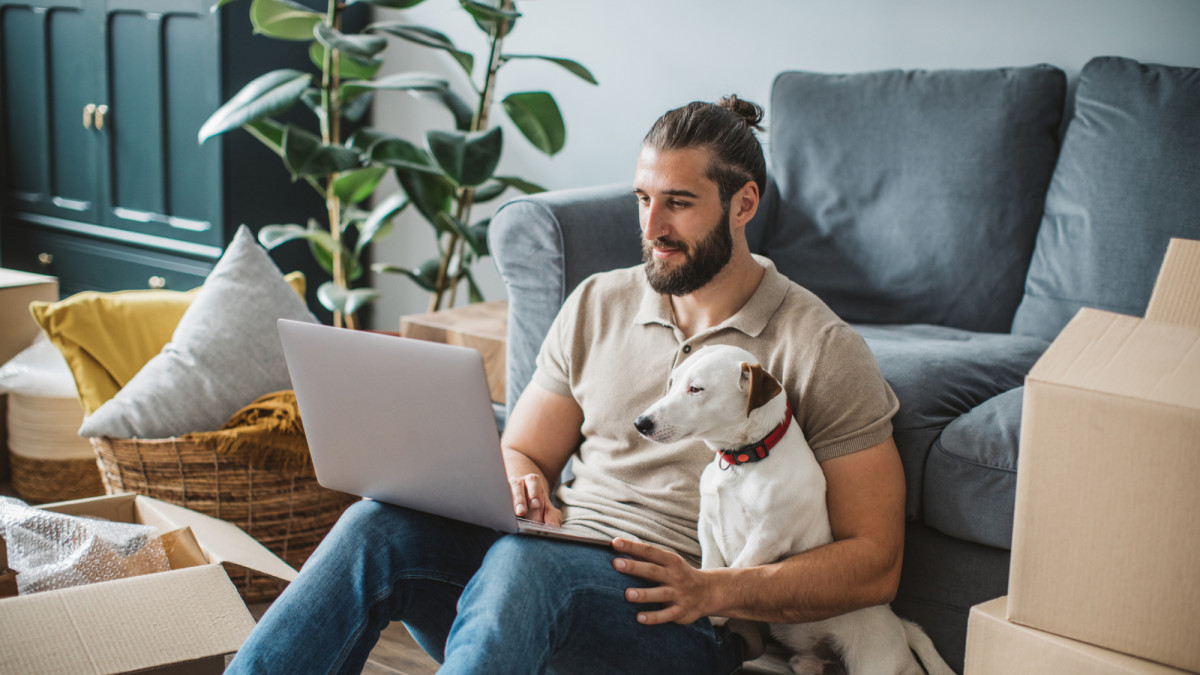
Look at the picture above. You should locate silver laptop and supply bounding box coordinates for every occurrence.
[277,318,609,547]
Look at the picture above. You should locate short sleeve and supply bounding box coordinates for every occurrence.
[799,323,899,462]
[531,286,581,398]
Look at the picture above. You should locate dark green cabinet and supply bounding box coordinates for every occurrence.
[0,0,328,312]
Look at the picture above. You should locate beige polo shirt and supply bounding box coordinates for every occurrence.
[532,256,899,564]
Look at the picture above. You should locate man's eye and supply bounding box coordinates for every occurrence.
[670,200,688,208]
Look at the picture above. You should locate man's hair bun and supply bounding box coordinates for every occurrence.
[718,95,765,132]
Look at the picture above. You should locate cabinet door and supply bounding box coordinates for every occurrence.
[102,0,223,250]
[0,0,103,224]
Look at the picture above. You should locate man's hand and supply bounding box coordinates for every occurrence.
[509,472,563,526]
[611,538,718,625]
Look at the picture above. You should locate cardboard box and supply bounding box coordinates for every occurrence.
[401,299,508,403]
[0,493,298,674]
[1009,238,1200,672]
[967,597,1190,674]
[0,268,58,481]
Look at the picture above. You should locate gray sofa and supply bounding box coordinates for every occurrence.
[487,56,1200,672]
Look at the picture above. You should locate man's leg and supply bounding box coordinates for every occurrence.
[440,535,744,675]
[226,500,500,675]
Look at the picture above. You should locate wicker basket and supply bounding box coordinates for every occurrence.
[91,436,359,603]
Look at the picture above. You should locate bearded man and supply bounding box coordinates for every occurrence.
[227,96,903,675]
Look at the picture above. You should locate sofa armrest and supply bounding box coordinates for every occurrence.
[489,184,641,417]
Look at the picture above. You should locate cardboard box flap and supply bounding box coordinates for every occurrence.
[134,497,298,582]
[0,565,255,675]
[1027,308,1200,411]
[1145,238,1200,328]
[0,268,56,289]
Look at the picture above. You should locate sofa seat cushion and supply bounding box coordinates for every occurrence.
[924,387,1023,549]
[853,324,1048,519]
[768,65,1065,333]
[1013,56,1200,341]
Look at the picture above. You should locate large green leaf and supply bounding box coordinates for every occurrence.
[468,219,491,257]
[436,213,490,257]
[309,42,382,80]
[314,23,388,61]
[317,281,379,315]
[198,69,311,143]
[502,54,597,85]
[492,175,546,194]
[369,136,441,175]
[357,191,409,255]
[258,222,336,252]
[369,23,474,76]
[333,166,388,205]
[282,124,363,178]
[426,126,502,187]
[407,88,475,131]
[250,0,322,41]
[460,0,520,38]
[502,91,564,156]
[347,0,427,7]
[243,118,288,157]
[395,167,456,230]
[341,72,449,99]
[372,257,442,292]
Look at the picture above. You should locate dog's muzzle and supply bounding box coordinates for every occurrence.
[633,415,655,437]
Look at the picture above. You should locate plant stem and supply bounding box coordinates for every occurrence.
[428,0,513,312]
[321,0,355,328]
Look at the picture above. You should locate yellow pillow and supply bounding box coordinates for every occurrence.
[30,272,306,414]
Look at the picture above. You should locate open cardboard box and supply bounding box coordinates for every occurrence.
[0,493,298,674]
[967,597,1190,674]
[1009,238,1200,672]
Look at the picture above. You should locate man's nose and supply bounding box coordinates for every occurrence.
[641,201,669,240]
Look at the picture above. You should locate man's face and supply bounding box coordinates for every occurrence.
[633,146,734,296]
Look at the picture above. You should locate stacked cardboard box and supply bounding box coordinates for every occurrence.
[966,239,1200,674]
[0,493,297,674]
[401,300,508,404]
[0,269,59,482]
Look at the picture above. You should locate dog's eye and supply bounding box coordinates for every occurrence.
[688,385,704,394]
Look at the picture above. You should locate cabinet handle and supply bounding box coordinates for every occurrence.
[95,105,109,131]
[148,276,167,289]
[83,103,96,129]
[37,252,53,267]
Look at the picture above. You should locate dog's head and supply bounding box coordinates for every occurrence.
[634,345,783,447]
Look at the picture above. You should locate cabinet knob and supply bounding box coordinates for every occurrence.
[148,275,167,289]
[83,104,96,130]
[37,252,53,267]
[95,105,109,131]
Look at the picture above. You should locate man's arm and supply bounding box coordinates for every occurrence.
[614,436,906,625]
[500,381,584,526]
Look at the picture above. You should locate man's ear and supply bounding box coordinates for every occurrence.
[731,180,760,230]
[740,362,782,417]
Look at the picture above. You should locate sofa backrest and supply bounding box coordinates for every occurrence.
[763,65,1066,333]
[1011,56,1200,341]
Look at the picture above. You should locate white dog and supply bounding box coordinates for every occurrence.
[634,345,953,675]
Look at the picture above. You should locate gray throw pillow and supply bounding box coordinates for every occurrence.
[79,226,318,438]
[1011,56,1200,341]
[766,65,1066,332]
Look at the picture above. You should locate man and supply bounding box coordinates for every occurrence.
[227,96,903,674]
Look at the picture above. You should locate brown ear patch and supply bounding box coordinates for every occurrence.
[742,362,783,417]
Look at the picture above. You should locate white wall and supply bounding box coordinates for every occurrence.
[367,0,1200,329]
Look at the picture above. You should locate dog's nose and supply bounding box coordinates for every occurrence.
[634,416,655,435]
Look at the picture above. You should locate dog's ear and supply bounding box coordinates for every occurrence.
[741,362,783,417]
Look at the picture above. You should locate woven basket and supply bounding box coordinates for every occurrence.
[91,436,359,603]
[9,453,105,504]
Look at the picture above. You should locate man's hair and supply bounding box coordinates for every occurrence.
[642,95,767,210]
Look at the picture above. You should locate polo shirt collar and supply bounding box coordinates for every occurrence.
[633,255,789,338]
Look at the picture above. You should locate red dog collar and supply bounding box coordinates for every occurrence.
[719,400,793,468]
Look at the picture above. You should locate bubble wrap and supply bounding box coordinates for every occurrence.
[0,496,170,595]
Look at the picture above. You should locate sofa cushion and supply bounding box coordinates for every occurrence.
[853,325,1048,519]
[767,65,1065,333]
[924,387,1023,549]
[1012,56,1200,341]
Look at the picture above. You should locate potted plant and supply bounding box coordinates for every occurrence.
[199,0,596,327]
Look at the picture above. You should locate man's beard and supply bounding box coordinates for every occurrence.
[642,209,734,296]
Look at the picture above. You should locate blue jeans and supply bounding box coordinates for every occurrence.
[226,500,744,674]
